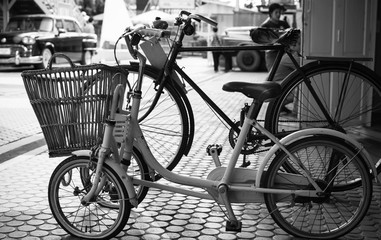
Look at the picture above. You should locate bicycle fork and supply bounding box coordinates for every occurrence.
[81,85,138,207]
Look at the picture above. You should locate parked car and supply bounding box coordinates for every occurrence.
[0,14,97,68]
[221,26,266,72]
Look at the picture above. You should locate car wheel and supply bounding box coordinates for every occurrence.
[81,51,92,65]
[236,50,261,72]
[35,48,52,69]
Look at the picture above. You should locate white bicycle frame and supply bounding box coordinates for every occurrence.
[77,78,378,225]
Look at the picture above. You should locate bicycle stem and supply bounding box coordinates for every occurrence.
[121,51,147,164]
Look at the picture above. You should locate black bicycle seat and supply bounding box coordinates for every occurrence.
[222,81,281,102]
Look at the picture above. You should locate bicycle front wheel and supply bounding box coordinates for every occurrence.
[124,64,190,179]
[48,156,131,240]
[266,61,381,143]
[263,135,372,239]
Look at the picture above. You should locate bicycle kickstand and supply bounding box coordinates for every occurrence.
[240,154,251,168]
[239,103,251,168]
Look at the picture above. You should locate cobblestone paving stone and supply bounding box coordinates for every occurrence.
[1,58,381,239]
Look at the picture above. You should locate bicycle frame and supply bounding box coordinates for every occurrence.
[141,38,287,135]
[142,32,376,143]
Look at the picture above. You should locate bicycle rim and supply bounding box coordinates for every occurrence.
[263,136,372,239]
[48,156,130,239]
[266,62,381,144]
[123,64,190,178]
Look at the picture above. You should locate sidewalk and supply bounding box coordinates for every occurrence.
[1,57,381,239]
[0,78,44,163]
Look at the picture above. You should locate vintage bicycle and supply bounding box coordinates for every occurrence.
[45,23,379,240]
[116,11,381,177]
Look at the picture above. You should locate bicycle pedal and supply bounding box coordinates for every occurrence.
[206,144,222,156]
[225,220,242,232]
[240,161,251,168]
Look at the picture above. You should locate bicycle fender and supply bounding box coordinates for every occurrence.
[106,160,138,207]
[255,128,379,187]
[71,149,138,207]
[71,149,91,157]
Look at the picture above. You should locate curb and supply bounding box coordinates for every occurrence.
[0,133,46,165]
[0,144,48,171]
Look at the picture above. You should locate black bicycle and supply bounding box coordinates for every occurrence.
[116,11,381,179]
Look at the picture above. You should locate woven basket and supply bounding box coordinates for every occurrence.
[21,53,127,157]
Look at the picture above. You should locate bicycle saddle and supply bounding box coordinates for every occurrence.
[222,81,281,102]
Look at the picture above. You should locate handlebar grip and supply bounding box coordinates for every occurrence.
[183,11,217,27]
[137,28,171,38]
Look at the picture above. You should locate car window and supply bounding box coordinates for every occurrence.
[5,17,53,32]
[6,20,21,32]
[64,20,81,33]
[56,19,64,30]
[6,18,38,32]
[39,18,54,32]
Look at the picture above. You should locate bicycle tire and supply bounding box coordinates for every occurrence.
[48,156,131,239]
[265,61,381,174]
[122,64,191,179]
[263,135,372,239]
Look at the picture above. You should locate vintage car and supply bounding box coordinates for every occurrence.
[221,26,266,72]
[0,14,97,68]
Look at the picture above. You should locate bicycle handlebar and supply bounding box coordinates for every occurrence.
[124,25,171,38]
[191,14,217,27]
[123,25,171,58]
[137,28,172,38]
[122,11,217,59]
[179,10,217,27]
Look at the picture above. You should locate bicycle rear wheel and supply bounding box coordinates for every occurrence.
[266,61,381,156]
[123,64,190,179]
[263,135,372,239]
[48,156,131,239]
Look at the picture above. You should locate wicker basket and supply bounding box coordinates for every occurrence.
[21,53,127,157]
